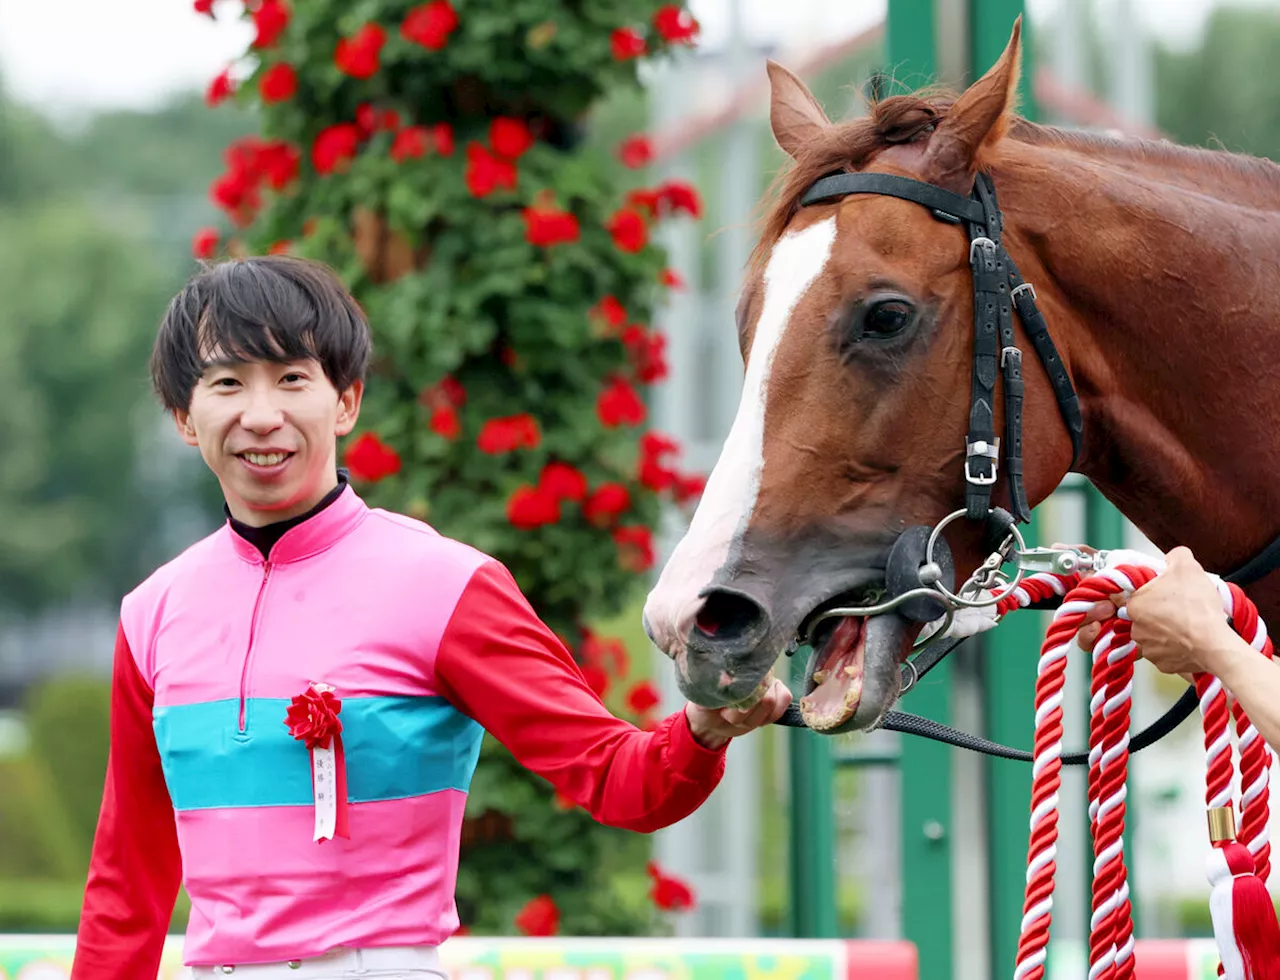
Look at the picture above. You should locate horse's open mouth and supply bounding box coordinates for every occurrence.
[794,584,912,734]
[799,614,868,731]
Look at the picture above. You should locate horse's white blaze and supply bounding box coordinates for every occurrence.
[643,217,838,652]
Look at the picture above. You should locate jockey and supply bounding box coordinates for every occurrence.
[71,255,792,980]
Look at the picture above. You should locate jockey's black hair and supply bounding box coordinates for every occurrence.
[150,255,371,413]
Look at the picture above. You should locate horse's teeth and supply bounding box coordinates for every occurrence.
[812,669,827,684]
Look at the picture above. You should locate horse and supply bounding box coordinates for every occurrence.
[641,18,1280,735]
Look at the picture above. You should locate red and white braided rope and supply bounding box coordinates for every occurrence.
[1004,562,1273,980]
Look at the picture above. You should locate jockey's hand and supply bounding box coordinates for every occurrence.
[684,678,792,750]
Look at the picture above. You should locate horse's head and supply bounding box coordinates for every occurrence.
[644,21,1075,733]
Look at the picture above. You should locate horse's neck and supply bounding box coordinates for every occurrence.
[999,140,1280,580]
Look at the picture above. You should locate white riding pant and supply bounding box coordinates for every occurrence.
[189,944,445,980]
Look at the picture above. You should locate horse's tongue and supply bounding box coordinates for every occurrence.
[799,617,865,731]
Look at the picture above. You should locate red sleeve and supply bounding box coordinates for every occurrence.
[72,623,182,980]
[433,560,726,833]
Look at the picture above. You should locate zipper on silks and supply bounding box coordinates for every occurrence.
[238,561,272,733]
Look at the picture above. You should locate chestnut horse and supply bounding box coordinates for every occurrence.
[642,20,1280,734]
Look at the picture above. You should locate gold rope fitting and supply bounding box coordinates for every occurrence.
[1207,806,1237,844]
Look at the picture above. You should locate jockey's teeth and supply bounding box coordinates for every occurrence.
[244,452,287,466]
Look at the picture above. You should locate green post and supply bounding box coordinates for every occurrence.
[788,649,838,937]
[983,514,1039,980]
[970,0,1036,117]
[885,3,953,977]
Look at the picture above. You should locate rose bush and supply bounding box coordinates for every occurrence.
[196,0,704,935]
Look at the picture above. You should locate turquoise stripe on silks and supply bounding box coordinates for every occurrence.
[153,695,483,811]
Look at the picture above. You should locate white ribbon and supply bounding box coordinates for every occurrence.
[311,741,338,842]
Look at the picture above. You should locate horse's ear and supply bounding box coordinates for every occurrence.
[922,16,1022,193]
[768,60,830,158]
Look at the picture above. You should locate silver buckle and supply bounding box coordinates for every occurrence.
[1000,346,1021,369]
[964,438,1000,486]
[969,236,997,265]
[1012,282,1037,301]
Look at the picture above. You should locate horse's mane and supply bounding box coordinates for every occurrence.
[751,90,1280,274]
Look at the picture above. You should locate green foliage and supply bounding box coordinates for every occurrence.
[208,0,704,935]
[0,756,84,882]
[23,675,112,863]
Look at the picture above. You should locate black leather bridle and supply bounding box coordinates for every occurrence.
[771,169,1280,763]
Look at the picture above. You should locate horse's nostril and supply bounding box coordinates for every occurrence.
[695,590,768,643]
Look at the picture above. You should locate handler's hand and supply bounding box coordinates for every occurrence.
[1126,546,1232,678]
[684,679,792,750]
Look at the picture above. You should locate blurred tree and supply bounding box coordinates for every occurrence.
[1154,4,1280,161]
[0,82,257,618]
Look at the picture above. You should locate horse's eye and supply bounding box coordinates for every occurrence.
[864,299,916,336]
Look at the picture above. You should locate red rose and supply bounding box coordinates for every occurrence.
[432,123,456,156]
[429,405,461,440]
[514,895,560,937]
[420,375,466,411]
[523,206,580,247]
[622,326,668,383]
[639,431,680,489]
[490,117,534,159]
[251,0,290,49]
[581,632,628,675]
[653,5,700,45]
[589,295,628,335]
[607,208,648,252]
[194,0,215,17]
[464,143,517,197]
[268,240,291,255]
[583,483,631,526]
[647,861,697,911]
[538,462,587,503]
[391,126,430,162]
[477,414,541,453]
[581,665,610,698]
[191,227,219,259]
[258,141,301,189]
[640,431,681,460]
[401,1,458,50]
[659,179,703,218]
[611,27,647,60]
[614,525,656,572]
[626,188,662,218]
[618,135,653,169]
[343,432,401,482]
[205,68,236,107]
[258,63,298,103]
[596,376,646,428]
[312,123,362,175]
[284,685,343,750]
[356,103,378,136]
[507,485,561,530]
[626,679,662,714]
[335,23,386,79]
[660,267,685,289]
[672,473,707,505]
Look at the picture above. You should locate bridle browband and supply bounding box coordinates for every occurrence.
[772,169,1280,761]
